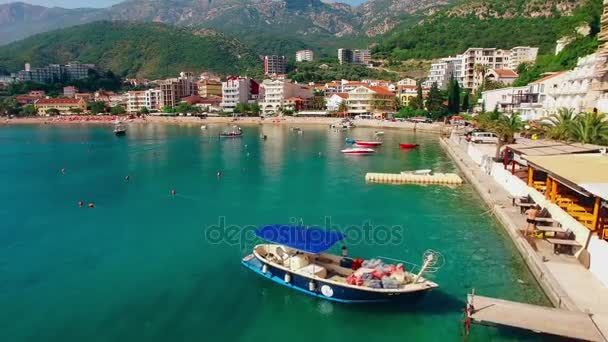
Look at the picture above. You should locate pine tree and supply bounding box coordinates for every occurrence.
[411,81,424,110]
[447,76,460,114]
[425,82,447,119]
[461,90,470,112]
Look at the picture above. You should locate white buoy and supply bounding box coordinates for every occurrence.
[284,273,291,283]
[309,280,316,291]
[262,264,268,274]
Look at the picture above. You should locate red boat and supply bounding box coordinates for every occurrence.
[341,147,375,155]
[355,141,383,147]
[399,143,420,150]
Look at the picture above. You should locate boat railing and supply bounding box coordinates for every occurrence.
[377,250,445,278]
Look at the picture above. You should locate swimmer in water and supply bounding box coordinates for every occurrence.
[217,171,222,178]
[78,201,83,207]
[61,168,65,174]
[171,189,176,196]
[125,175,130,181]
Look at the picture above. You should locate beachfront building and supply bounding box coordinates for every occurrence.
[259,79,313,115]
[221,76,260,112]
[144,89,161,111]
[325,93,348,112]
[126,91,145,113]
[346,85,394,116]
[397,78,417,86]
[16,62,96,83]
[424,55,464,89]
[508,46,540,70]
[462,47,538,90]
[196,80,222,98]
[264,55,287,75]
[34,98,87,115]
[338,49,371,65]
[159,72,196,109]
[395,85,427,107]
[296,50,314,62]
[552,53,605,114]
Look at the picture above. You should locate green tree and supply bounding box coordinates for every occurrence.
[542,107,576,141]
[568,111,608,145]
[425,82,447,119]
[337,102,349,117]
[89,101,108,114]
[21,104,38,116]
[139,107,149,115]
[447,76,460,114]
[461,90,471,112]
[234,103,249,114]
[491,112,523,159]
[0,98,19,116]
[250,103,261,115]
[46,108,60,116]
[110,105,126,115]
[69,107,83,114]
[392,96,402,111]
[410,81,424,110]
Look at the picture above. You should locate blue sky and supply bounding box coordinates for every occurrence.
[1,0,368,9]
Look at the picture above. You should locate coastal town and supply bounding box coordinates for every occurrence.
[2,0,608,341]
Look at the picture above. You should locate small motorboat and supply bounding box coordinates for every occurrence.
[401,169,433,176]
[242,225,441,303]
[201,125,207,130]
[114,124,127,136]
[220,126,243,138]
[341,147,375,155]
[355,141,383,148]
[399,143,420,150]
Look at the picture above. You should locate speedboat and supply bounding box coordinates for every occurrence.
[399,143,419,149]
[401,169,433,176]
[220,126,243,138]
[241,225,441,303]
[355,141,383,148]
[114,124,127,136]
[341,147,375,155]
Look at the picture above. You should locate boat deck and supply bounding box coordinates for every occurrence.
[468,294,607,341]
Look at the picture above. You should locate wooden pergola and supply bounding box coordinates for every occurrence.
[525,154,608,236]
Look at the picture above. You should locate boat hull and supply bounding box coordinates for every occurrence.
[399,144,419,149]
[341,148,375,155]
[219,134,243,138]
[114,130,126,136]
[241,255,432,303]
[355,141,382,147]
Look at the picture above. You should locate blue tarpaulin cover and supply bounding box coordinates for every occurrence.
[255,224,345,254]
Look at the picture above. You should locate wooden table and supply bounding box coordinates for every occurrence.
[546,238,581,255]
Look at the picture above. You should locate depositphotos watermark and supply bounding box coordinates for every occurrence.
[204,216,405,249]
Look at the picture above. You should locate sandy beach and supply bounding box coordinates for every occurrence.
[0,115,451,134]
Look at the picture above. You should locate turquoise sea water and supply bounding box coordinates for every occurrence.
[0,124,548,341]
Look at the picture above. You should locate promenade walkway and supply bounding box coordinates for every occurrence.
[441,137,608,340]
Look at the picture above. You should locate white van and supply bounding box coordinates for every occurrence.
[471,132,498,144]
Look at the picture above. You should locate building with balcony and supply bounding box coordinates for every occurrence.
[424,55,464,89]
[264,55,287,75]
[34,98,87,115]
[221,76,260,112]
[296,50,314,62]
[552,54,604,114]
[485,69,519,86]
[346,86,394,116]
[15,62,96,83]
[508,46,539,70]
[337,49,370,65]
[159,72,196,108]
[259,80,313,115]
[196,80,222,98]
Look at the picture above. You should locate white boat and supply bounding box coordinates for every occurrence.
[374,131,385,136]
[341,147,375,155]
[401,169,433,176]
[201,125,207,130]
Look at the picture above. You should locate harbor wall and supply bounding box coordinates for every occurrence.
[439,137,578,310]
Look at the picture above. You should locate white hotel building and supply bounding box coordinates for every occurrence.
[296,50,314,62]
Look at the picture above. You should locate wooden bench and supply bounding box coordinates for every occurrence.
[514,200,536,214]
[546,238,581,255]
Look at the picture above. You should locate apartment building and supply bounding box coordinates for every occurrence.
[395,85,428,107]
[460,47,538,90]
[259,80,313,115]
[159,72,196,108]
[196,80,222,98]
[346,86,394,116]
[63,86,78,98]
[221,76,260,112]
[127,88,162,113]
[337,49,370,65]
[264,55,287,75]
[424,55,464,89]
[484,69,519,86]
[509,46,539,70]
[145,89,161,111]
[296,50,314,62]
[326,93,348,112]
[552,54,604,114]
[34,98,87,114]
[16,62,96,83]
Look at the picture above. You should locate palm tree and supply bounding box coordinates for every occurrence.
[491,112,523,160]
[542,107,576,141]
[568,111,608,145]
[473,64,489,91]
[337,102,348,117]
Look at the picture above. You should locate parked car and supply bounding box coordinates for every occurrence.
[470,132,498,144]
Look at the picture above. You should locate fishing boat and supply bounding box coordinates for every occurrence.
[113,124,127,136]
[401,169,433,176]
[241,225,441,303]
[399,143,420,150]
[219,126,243,138]
[341,147,375,155]
[355,140,383,148]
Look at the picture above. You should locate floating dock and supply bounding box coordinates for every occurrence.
[466,294,607,341]
[365,172,463,185]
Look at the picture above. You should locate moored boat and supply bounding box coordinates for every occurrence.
[114,124,127,136]
[399,143,419,149]
[341,147,375,155]
[241,225,441,303]
[355,141,383,147]
[220,126,243,138]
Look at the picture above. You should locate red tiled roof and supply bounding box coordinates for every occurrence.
[492,69,518,78]
[365,86,394,96]
[35,98,83,105]
[530,72,566,84]
[345,82,366,86]
[334,93,349,99]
